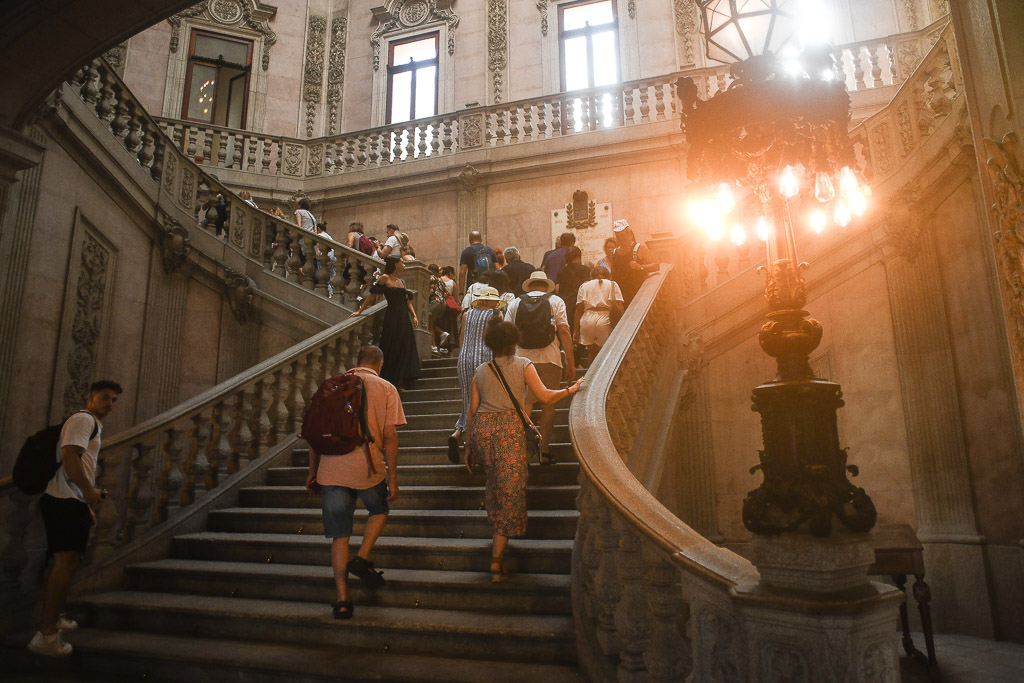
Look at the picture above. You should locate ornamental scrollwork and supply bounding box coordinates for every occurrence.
[327,17,348,136]
[371,1,459,71]
[673,0,697,66]
[168,0,278,71]
[159,215,192,274]
[302,15,327,138]
[458,114,484,149]
[487,0,508,104]
[985,131,1024,359]
[536,1,549,36]
[223,267,258,324]
[64,232,111,418]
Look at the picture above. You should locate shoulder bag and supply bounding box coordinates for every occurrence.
[488,360,542,462]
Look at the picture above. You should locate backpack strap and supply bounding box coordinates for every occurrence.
[488,360,537,434]
[349,372,378,478]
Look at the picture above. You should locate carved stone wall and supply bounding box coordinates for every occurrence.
[487,0,509,104]
[302,15,327,138]
[326,15,348,136]
[673,0,697,68]
[135,249,189,422]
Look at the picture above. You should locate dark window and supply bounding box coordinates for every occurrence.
[559,0,619,91]
[182,30,253,128]
[386,33,439,124]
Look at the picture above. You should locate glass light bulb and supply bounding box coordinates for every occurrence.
[686,199,706,226]
[839,166,858,196]
[849,190,867,216]
[756,216,770,241]
[814,172,835,202]
[833,198,851,227]
[716,183,735,214]
[706,215,725,242]
[810,209,827,233]
[730,224,746,246]
[780,166,800,198]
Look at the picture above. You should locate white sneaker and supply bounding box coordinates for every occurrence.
[56,615,78,632]
[439,332,450,346]
[27,631,72,657]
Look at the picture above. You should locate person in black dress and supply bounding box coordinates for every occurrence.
[350,257,421,389]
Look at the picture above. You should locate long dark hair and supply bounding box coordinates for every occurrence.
[384,256,402,275]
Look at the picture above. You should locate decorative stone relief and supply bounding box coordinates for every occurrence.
[628,0,636,19]
[459,113,484,149]
[673,0,697,66]
[371,0,459,71]
[487,0,508,104]
[160,216,192,273]
[985,131,1024,359]
[861,643,892,682]
[63,232,112,418]
[307,143,324,177]
[232,208,246,247]
[302,15,327,138]
[223,267,257,323]
[677,330,706,410]
[168,0,278,71]
[896,101,915,155]
[899,0,919,32]
[565,189,596,230]
[456,163,482,191]
[250,216,263,257]
[163,153,176,194]
[896,42,921,79]
[180,167,196,209]
[884,184,924,262]
[537,0,549,36]
[103,41,129,77]
[697,608,743,683]
[870,123,894,174]
[283,143,303,176]
[326,16,348,136]
[759,642,808,683]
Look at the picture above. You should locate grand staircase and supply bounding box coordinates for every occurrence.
[14,356,583,681]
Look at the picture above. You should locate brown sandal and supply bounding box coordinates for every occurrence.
[490,556,508,583]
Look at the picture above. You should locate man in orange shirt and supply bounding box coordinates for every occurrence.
[305,345,405,619]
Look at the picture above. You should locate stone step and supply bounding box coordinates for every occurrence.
[290,442,577,467]
[420,357,459,369]
[3,629,583,683]
[400,425,571,447]
[207,507,579,539]
[74,592,577,666]
[400,386,462,401]
[408,376,460,390]
[419,365,458,379]
[126,559,572,615]
[170,533,573,574]
[404,408,570,430]
[237,485,579,511]
[268,461,581,487]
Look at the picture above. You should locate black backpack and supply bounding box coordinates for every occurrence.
[515,294,556,349]
[12,411,97,495]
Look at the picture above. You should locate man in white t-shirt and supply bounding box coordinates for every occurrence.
[376,224,403,260]
[28,380,122,658]
[504,271,575,464]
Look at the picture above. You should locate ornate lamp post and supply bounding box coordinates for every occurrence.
[681,0,877,538]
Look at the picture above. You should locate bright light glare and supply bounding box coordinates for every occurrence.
[814,172,835,203]
[849,190,867,216]
[839,166,859,196]
[798,0,831,47]
[821,69,836,81]
[833,198,851,227]
[783,59,804,77]
[706,214,725,242]
[810,209,827,233]
[780,166,800,198]
[756,216,770,241]
[716,183,735,214]
[730,224,746,246]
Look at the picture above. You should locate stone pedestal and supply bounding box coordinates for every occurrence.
[735,533,904,682]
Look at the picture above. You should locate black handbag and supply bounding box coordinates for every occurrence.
[488,360,543,462]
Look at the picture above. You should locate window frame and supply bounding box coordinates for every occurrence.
[558,0,620,92]
[180,28,254,128]
[384,32,440,125]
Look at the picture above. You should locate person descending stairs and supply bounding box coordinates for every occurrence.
[10,356,583,682]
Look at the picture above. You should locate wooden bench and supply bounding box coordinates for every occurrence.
[869,523,939,681]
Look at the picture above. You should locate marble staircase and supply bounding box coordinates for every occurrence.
[9,356,583,682]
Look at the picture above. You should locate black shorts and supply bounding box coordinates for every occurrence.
[39,494,91,558]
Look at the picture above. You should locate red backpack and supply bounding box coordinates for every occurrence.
[301,372,377,476]
[356,233,375,256]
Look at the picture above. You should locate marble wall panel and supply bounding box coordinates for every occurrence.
[177,279,223,403]
[121,23,174,116]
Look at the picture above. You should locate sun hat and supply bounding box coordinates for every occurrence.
[612,219,630,233]
[522,270,555,293]
[471,285,502,308]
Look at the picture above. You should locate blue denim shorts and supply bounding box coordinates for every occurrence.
[321,480,390,538]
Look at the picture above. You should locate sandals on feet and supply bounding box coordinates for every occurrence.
[348,556,386,589]
[539,452,554,466]
[447,434,461,464]
[332,600,354,619]
[491,557,509,583]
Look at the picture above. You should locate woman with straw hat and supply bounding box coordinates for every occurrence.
[448,286,504,462]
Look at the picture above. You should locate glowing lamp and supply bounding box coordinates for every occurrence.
[731,224,747,246]
[756,216,771,241]
[814,172,835,202]
[780,166,800,198]
[810,209,827,233]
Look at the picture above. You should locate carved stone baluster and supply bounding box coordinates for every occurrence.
[160,425,187,522]
[186,126,198,160]
[275,140,283,175]
[247,136,258,172]
[300,235,317,290]
[306,349,323,402]
[261,137,273,174]
[564,100,576,135]
[232,133,244,169]
[125,104,144,156]
[216,132,228,167]
[236,386,256,466]
[323,338,339,378]
[291,357,309,435]
[97,81,117,124]
[111,97,130,141]
[285,229,303,284]
[316,244,331,295]
[149,136,164,184]
[624,88,635,125]
[641,542,691,682]
[90,443,127,557]
[186,411,212,505]
[138,129,156,169]
[126,441,157,542]
[70,65,90,90]
[2,490,35,589]
[654,84,666,121]
[272,367,292,438]
[834,48,849,90]
[171,123,184,151]
[522,104,534,142]
[853,47,867,90]
[330,254,346,300]
[887,43,897,84]
[414,125,426,158]
[536,102,548,140]
[550,99,561,137]
[868,44,884,88]
[431,122,443,156]
[495,110,507,146]
[508,105,520,144]
[255,377,275,455]
[273,223,290,276]
[639,86,651,123]
[199,129,212,165]
[80,64,101,108]
[212,399,235,479]
[390,128,402,161]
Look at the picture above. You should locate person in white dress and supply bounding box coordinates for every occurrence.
[574,265,624,362]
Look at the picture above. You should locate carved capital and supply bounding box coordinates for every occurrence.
[223,267,258,324]
[456,163,482,191]
[160,216,193,274]
[883,184,925,262]
[371,1,459,71]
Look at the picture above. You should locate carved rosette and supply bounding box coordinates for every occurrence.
[160,216,192,273]
[302,15,327,138]
[456,163,482,192]
[487,0,509,104]
[371,0,460,71]
[986,132,1024,360]
[326,17,348,136]
[103,41,129,77]
[168,0,278,71]
[223,267,257,324]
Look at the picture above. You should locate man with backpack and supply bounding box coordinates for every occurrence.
[458,230,496,297]
[303,346,405,620]
[26,380,122,657]
[504,271,575,465]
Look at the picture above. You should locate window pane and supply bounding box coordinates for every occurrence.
[225,73,246,128]
[194,34,249,65]
[185,64,218,122]
[564,36,589,90]
[414,66,437,119]
[591,31,618,86]
[390,71,413,123]
[392,36,437,66]
[563,1,614,31]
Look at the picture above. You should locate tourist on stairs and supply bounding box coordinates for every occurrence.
[574,265,624,366]
[350,256,421,390]
[448,286,504,463]
[465,319,584,582]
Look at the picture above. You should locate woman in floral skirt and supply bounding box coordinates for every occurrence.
[465,319,584,581]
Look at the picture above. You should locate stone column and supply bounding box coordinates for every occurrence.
[134,255,189,422]
[883,221,994,635]
[455,164,486,270]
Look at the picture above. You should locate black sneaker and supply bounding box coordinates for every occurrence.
[348,556,385,588]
